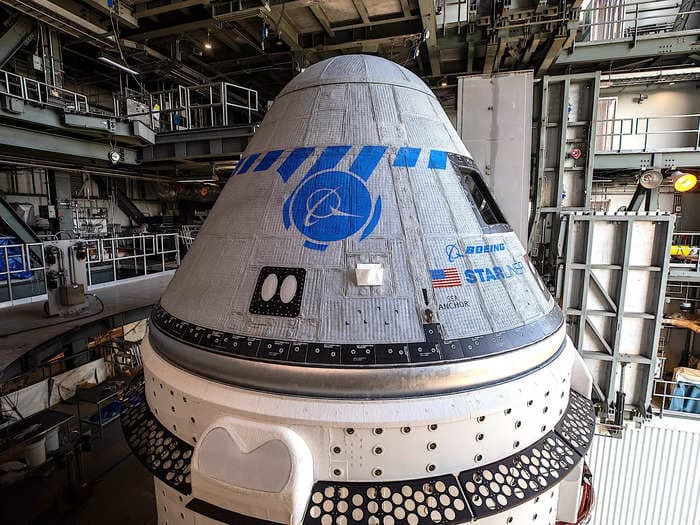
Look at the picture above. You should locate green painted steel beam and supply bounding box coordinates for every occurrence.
[594,150,700,170]
[0,122,139,164]
[0,15,35,68]
[556,30,700,65]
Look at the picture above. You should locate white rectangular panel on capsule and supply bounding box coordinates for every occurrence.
[355,263,384,286]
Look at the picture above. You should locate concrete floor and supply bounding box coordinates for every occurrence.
[1,400,156,525]
[0,271,174,375]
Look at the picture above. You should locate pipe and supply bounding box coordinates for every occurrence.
[0,158,173,183]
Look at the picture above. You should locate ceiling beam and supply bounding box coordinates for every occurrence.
[263,6,301,51]
[135,0,211,18]
[492,39,507,73]
[0,15,35,68]
[127,19,214,40]
[482,40,498,75]
[399,0,411,17]
[82,0,138,28]
[308,3,335,38]
[119,38,208,82]
[212,27,241,53]
[416,0,440,75]
[351,0,369,25]
[537,34,567,76]
[310,32,421,53]
[0,0,112,45]
[521,35,542,66]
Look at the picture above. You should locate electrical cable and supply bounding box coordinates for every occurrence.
[556,462,595,525]
[0,294,105,338]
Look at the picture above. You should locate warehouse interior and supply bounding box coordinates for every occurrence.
[1,1,700,524]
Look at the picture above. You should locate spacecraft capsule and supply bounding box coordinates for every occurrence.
[123,54,596,525]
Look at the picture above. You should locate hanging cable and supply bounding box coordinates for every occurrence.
[108,11,145,93]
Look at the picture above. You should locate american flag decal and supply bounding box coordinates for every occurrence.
[430,268,462,288]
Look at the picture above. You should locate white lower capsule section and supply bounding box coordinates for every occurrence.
[142,331,589,524]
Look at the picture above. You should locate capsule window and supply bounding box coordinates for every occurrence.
[449,153,508,229]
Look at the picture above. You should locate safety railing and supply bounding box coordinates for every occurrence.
[0,241,47,305]
[653,378,700,419]
[0,343,108,398]
[179,224,200,255]
[0,235,180,308]
[0,69,89,113]
[595,114,700,152]
[114,81,258,132]
[85,233,180,286]
[578,0,698,43]
[669,232,700,274]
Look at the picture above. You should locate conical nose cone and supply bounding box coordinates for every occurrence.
[156,54,558,382]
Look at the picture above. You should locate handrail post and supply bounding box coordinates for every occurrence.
[644,118,649,152]
[142,235,147,276]
[186,87,192,130]
[4,245,13,303]
[222,83,228,126]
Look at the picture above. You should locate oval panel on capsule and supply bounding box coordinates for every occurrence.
[261,273,278,302]
[279,275,298,304]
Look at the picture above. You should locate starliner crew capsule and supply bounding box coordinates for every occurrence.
[121,54,596,525]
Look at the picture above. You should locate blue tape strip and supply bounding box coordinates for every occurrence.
[349,146,387,181]
[237,153,260,175]
[304,145,352,180]
[277,147,314,183]
[393,147,421,167]
[254,149,284,172]
[428,149,448,170]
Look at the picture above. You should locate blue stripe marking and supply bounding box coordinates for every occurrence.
[349,145,387,181]
[428,149,448,170]
[393,147,421,167]
[254,149,283,171]
[233,155,247,175]
[304,145,352,180]
[237,153,260,175]
[282,194,292,229]
[304,240,328,251]
[277,147,314,182]
[360,196,382,240]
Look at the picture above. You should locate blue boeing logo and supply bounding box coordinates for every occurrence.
[233,144,451,251]
[283,145,385,251]
[286,171,380,251]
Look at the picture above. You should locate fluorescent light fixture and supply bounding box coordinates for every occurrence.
[98,54,139,75]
